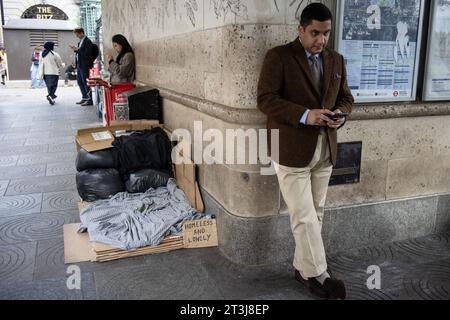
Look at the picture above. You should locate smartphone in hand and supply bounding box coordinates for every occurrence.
[328,113,348,121]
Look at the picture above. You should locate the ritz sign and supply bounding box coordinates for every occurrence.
[21,5,69,21]
[35,6,54,19]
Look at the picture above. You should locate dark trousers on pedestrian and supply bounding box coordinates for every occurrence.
[44,75,59,98]
[77,67,92,102]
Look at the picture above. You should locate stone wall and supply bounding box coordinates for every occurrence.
[328,113,450,208]
[102,0,333,110]
[102,0,321,40]
[102,0,340,218]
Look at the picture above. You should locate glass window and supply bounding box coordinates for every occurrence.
[423,0,450,101]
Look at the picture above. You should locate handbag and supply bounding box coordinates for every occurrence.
[36,60,44,80]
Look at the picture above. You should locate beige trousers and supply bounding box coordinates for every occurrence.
[274,132,333,278]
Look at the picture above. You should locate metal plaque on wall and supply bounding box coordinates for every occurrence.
[329,142,362,186]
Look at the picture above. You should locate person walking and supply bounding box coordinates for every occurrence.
[39,42,64,105]
[30,47,45,89]
[105,34,136,84]
[71,27,96,106]
[0,48,7,85]
[64,62,77,86]
[257,3,354,300]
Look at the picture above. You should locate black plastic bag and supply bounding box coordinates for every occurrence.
[125,169,172,193]
[76,148,119,172]
[76,169,125,202]
[112,127,173,175]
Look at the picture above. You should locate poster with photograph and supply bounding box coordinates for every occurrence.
[423,0,450,101]
[336,0,425,103]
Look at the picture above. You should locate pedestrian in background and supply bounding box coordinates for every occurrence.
[71,27,96,106]
[64,62,77,87]
[38,42,64,105]
[30,46,45,89]
[0,48,7,85]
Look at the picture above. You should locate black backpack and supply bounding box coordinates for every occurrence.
[91,43,99,62]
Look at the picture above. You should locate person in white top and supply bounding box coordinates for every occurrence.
[0,48,7,85]
[39,42,64,105]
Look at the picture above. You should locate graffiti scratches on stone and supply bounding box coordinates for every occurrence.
[185,0,199,27]
[147,0,199,31]
[274,0,280,12]
[211,0,248,21]
[274,0,325,19]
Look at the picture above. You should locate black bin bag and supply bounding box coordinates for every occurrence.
[112,127,173,175]
[76,169,125,202]
[125,169,172,193]
[76,148,119,172]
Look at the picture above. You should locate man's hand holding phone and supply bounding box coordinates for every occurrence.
[306,109,347,128]
[326,109,347,129]
[306,109,335,127]
[70,45,78,52]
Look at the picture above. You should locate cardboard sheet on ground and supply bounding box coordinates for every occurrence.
[63,221,218,263]
[63,223,185,263]
[63,224,95,263]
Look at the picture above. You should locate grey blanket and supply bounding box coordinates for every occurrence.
[78,179,209,250]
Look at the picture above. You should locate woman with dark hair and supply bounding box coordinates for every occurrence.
[39,42,64,105]
[105,34,135,84]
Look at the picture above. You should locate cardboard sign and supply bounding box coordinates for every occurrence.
[183,219,218,249]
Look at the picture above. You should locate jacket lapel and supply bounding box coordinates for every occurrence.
[321,49,334,101]
[291,38,322,101]
[79,37,87,50]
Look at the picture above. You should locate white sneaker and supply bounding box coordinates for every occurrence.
[47,95,55,105]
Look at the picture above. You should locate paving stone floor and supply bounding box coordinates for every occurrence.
[0,86,449,300]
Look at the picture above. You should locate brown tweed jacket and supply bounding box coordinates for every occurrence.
[257,38,354,168]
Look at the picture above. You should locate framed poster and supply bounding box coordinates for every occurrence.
[335,0,425,103]
[423,0,450,101]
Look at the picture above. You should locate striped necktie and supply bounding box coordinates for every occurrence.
[309,55,322,95]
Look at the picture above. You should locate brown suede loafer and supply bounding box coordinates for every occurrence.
[323,277,346,300]
[80,100,93,106]
[295,270,328,299]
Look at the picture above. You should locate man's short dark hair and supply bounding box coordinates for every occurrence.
[300,3,333,28]
[73,28,85,34]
